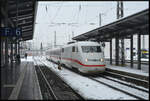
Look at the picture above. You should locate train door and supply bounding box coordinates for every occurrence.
[71,46,75,67]
[64,47,72,67]
[71,46,79,68]
[59,49,61,64]
[60,48,64,64]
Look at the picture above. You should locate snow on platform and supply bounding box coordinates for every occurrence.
[106,64,149,77]
[37,56,137,100]
[21,56,33,62]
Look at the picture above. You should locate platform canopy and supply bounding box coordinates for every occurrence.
[72,9,149,42]
[1,0,38,41]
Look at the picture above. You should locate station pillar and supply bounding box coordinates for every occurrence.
[18,41,20,55]
[1,39,4,67]
[110,39,112,64]
[10,41,13,64]
[4,0,9,66]
[130,35,133,68]
[115,38,119,65]
[137,34,141,70]
[121,38,125,66]
[15,41,18,61]
[5,38,8,66]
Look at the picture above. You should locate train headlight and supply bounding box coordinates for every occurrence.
[85,59,88,62]
[100,58,104,62]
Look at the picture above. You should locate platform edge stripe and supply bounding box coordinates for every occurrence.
[8,63,28,100]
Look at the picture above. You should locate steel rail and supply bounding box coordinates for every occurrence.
[35,60,58,100]
[88,77,148,100]
[104,71,149,88]
[99,74,149,93]
[38,58,85,100]
[46,58,149,100]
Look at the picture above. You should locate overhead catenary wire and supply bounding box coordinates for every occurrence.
[71,3,79,23]
[45,2,117,28]
[70,3,115,27]
[50,3,64,23]
[76,3,82,24]
[42,4,128,27]
[86,6,114,23]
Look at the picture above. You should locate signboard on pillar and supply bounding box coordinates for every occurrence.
[0,27,22,38]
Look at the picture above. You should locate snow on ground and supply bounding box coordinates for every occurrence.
[33,56,44,65]
[106,64,149,76]
[35,56,137,100]
[94,77,149,100]
[21,56,33,62]
[106,76,149,91]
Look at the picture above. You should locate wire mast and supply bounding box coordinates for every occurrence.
[116,1,124,66]
[54,31,56,48]
[117,1,124,19]
[40,42,43,56]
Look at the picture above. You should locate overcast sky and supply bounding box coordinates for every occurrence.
[31,1,149,49]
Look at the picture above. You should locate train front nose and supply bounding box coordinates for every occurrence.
[79,66,106,73]
[79,53,106,73]
[83,53,105,65]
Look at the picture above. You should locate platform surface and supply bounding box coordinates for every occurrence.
[105,61,149,79]
[1,57,42,100]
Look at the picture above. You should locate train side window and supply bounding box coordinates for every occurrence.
[72,46,75,52]
[62,48,64,52]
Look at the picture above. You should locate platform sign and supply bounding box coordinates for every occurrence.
[0,27,22,38]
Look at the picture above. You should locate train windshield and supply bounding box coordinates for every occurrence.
[81,46,101,53]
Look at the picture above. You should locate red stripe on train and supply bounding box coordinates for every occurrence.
[50,56,105,67]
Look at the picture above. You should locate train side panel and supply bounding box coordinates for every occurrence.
[70,44,83,69]
[61,46,72,68]
[46,41,106,73]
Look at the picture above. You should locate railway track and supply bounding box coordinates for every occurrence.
[82,73,148,100]
[87,73,148,100]
[95,74,148,93]
[88,76,149,100]
[105,59,149,65]
[83,73,148,100]
[104,70,149,88]
[34,59,84,100]
[47,59,149,100]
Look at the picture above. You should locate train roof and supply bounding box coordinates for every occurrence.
[63,41,101,47]
[47,41,101,52]
[46,47,61,52]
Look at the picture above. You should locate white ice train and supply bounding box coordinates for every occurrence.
[46,41,106,73]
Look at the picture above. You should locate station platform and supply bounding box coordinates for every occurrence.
[1,57,42,100]
[105,63,149,81]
